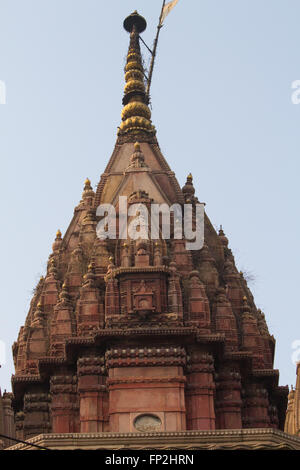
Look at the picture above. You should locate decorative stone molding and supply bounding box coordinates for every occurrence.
[7,429,300,451]
[215,371,242,391]
[77,356,105,376]
[186,353,214,373]
[107,376,186,386]
[50,375,77,395]
[106,346,186,368]
[242,384,271,428]
[22,392,52,438]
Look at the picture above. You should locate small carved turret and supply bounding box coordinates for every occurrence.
[241,296,264,368]
[50,282,76,356]
[80,208,97,244]
[77,263,104,335]
[82,263,96,288]
[43,257,60,310]
[153,241,162,266]
[218,226,229,248]
[126,141,148,170]
[213,287,238,351]
[182,173,195,203]
[31,301,45,326]
[52,229,63,252]
[135,239,150,267]
[81,178,95,206]
[186,269,210,332]
[197,243,219,299]
[167,261,183,320]
[121,242,131,267]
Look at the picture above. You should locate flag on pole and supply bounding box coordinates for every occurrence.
[160,0,179,25]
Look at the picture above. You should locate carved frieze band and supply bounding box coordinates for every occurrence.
[77,356,105,376]
[107,376,186,386]
[215,371,242,391]
[215,400,243,409]
[106,346,186,368]
[23,393,51,412]
[186,353,214,373]
[50,375,77,395]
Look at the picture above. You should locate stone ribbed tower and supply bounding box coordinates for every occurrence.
[12,11,288,440]
[285,362,300,436]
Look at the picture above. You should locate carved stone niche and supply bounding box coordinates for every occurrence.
[133,280,156,319]
[134,414,162,432]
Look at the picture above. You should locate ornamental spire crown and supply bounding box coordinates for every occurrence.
[118,11,156,139]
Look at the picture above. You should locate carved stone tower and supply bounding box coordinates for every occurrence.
[12,11,287,439]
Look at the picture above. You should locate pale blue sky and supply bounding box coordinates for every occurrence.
[0,0,299,392]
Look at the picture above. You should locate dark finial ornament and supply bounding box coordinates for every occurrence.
[123,11,147,33]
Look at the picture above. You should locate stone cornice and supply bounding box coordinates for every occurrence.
[251,369,282,389]
[6,428,300,451]
[67,327,199,346]
[105,266,170,281]
[106,346,186,368]
[12,374,41,384]
[276,385,290,396]
[195,333,225,343]
[252,369,279,377]
[107,376,186,386]
[39,357,67,364]
[12,374,44,403]
[224,351,252,361]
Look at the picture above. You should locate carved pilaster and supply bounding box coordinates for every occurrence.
[268,404,279,429]
[0,393,15,447]
[215,367,242,429]
[23,392,51,439]
[50,375,79,433]
[185,351,215,430]
[77,356,108,432]
[242,384,271,428]
[15,411,25,441]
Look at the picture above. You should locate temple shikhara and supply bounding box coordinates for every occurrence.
[285,362,300,437]
[8,11,300,450]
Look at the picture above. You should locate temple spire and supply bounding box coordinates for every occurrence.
[118,11,156,139]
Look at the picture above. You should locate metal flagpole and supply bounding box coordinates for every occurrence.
[145,0,166,99]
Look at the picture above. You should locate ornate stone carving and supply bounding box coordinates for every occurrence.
[134,414,162,432]
[106,346,186,368]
